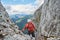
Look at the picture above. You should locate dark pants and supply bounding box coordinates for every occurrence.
[28,31,35,37]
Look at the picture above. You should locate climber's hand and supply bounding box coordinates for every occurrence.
[35,29,37,32]
[21,29,24,32]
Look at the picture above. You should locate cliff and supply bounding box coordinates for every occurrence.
[34,0,60,40]
[0,1,35,40]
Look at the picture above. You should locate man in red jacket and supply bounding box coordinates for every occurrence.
[22,19,35,37]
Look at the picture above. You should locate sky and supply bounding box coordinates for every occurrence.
[1,0,44,15]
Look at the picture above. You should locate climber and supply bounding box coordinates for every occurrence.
[22,19,36,37]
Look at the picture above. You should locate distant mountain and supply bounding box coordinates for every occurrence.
[9,14,33,34]
[10,14,33,23]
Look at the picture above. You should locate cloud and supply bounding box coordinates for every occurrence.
[5,4,37,15]
[4,0,44,15]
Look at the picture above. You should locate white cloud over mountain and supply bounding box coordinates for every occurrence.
[4,0,44,15]
[5,4,37,15]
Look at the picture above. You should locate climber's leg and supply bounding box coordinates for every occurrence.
[31,32,35,37]
[28,31,30,35]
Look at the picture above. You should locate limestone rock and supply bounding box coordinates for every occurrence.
[34,0,60,40]
[0,1,35,40]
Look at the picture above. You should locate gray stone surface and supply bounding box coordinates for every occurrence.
[40,0,60,37]
[0,1,35,40]
[34,0,60,40]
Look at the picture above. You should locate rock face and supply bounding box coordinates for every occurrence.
[34,5,43,40]
[34,0,60,40]
[0,1,35,40]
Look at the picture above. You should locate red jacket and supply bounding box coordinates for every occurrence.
[23,22,35,32]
